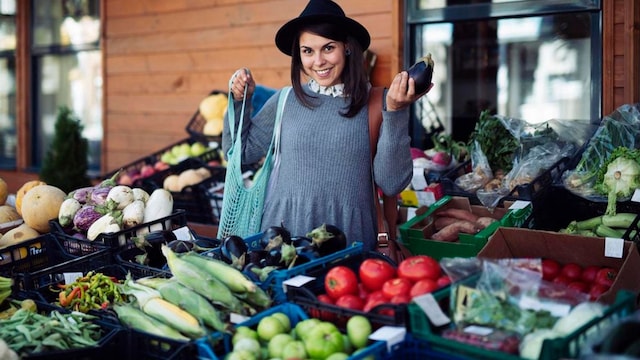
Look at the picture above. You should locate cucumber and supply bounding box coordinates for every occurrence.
[599,321,640,354]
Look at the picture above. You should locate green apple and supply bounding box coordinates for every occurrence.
[346,315,372,349]
[268,333,294,358]
[225,349,257,360]
[176,143,192,159]
[160,151,176,165]
[190,142,208,156]
[326,353,350,360]
[232,326,259,346]
[233,338,261,357]
[281,340,307,360]
[271,312,291,333]
[257,315,287,342]
[342,333,353,354]
[293,318,320,341]
[304,322,344,359]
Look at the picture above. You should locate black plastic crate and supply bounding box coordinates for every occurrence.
[50,209,189,250]
[3,297,127,360]
[0,233,110,278]
[141,159,226,225]
[127,330,200,360]
[440,156,570,206]
[102,137,222,187]
[528,185,640,240]
[286,251,409,329]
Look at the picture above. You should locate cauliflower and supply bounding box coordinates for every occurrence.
[595,147,640,216]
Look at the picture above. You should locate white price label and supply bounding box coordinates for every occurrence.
[509,200,531,210]
[411,168,428,190]
[632,189,640,202]
[172,226,193,240]
[463,325,493,336]
[413,293,450,327]
[369,326,406,353]
[282,275,315,293]
[605,237,624,258]
[230,313,251,324]
[417,191,436,206]
[63,272,83,285]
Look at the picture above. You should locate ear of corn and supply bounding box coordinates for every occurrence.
[161,245,246,313]
[113,303,189,342]
[119,276,205,339]
[138,277,229,333]
[180,251,257,294]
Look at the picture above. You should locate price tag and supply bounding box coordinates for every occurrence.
[632,189,640,202]
[508,200,531,210]
[519,295,571,317]
[63,272,83,285]
[413,293,450,327]
[463,325,493,336]
[416,191,436,206]
[411,168,428,190]
[230,313,251,324]
[605,237,624,258]
[406,207,417,220]
[172,226,193,240]
[282,275,315,293]
[369,326,406,353]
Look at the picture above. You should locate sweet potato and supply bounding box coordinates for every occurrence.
[434,216,459,231]
[475,217,498,230]
[434,208,479,223]
[431,220,479,242]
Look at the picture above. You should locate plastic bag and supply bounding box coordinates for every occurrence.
[455,141,493,192]
[503,142,575,192]
[562,103,640,200]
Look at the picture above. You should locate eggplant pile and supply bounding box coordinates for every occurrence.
[128,230,219,268]
[216,223,348,283]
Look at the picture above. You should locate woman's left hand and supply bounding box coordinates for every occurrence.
[385,71,433,111]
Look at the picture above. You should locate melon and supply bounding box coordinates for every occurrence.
[20,185,66,233]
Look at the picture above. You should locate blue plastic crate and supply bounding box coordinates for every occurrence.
[204,233,365,304]
[386,334,467,359]
[195,302,388,360]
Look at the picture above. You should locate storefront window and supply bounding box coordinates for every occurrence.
[0,0,16,168]
[406,0,601,147]
[31,0,101,174]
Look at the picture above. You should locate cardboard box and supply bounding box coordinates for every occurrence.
[477,227,640,304]
[398,196,532,260]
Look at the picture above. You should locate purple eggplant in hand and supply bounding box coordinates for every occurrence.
[407,53,434,94]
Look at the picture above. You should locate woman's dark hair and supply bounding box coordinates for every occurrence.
[289,22,370,118]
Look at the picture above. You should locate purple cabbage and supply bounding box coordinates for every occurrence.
[73,205,103,232]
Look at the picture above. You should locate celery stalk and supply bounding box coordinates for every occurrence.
[575,216,602,230]
[595,224,625,238]
[602,213,637,229]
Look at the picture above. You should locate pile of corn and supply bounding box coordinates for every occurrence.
[114,244,272,341]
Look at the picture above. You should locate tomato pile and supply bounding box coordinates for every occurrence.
[541,259,618,300]
[315,255,450,319]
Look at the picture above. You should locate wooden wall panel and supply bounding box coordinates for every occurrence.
[102,0,397,173]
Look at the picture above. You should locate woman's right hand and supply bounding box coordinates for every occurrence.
[229,68,255,100]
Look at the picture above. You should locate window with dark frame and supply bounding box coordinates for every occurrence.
[405,0,602,149]
[0,0,17,169]
[30,0,101,174]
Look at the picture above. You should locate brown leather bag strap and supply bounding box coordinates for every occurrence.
[368,87,411,261]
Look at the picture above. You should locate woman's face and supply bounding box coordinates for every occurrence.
[298,31,346,87]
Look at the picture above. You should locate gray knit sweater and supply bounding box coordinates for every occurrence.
[222,84,412,250]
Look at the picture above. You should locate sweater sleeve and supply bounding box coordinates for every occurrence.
[222,90,281,165]
[373,107,413,195]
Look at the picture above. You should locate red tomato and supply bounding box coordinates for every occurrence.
[366,290,389,303]
[580,265,600,284]
[398,255,441,282]
[381,278,413,299]
[436,275,452,288]
[324,266,359,300]
[541,259,561,281]
[358,258,396,292]
[409,278,438,298]
[363,296,387,313]
[335,294,364,311]
[309,294,337,321]
[595,267,617,288]
[357,283,370,300]
[552,275,571,286]
[567,281,589,293]
[589,283,609,301]
[389,293,411,304]
[560,263,583,281]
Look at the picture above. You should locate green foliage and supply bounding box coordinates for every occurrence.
[39,106,92,193]
[467,110,519,173]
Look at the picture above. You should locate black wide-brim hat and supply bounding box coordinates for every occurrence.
[275,0,371,56]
